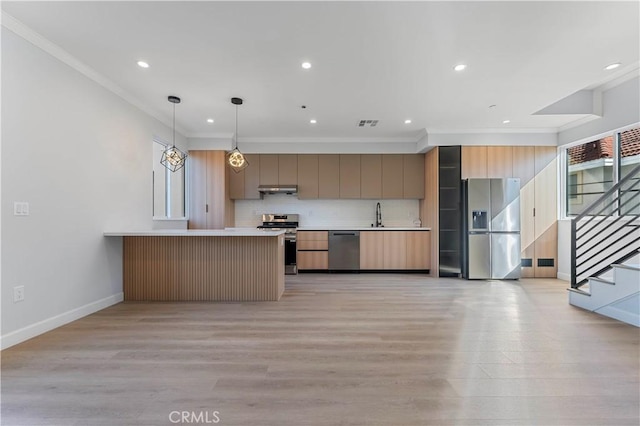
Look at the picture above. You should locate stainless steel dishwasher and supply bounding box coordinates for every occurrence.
[328,231,360,270]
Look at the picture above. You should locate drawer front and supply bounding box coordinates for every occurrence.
[297,240,328,251]
[297,231,328,242]
[297,251,328,270]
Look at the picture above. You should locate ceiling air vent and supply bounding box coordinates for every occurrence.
[358,120,379,127]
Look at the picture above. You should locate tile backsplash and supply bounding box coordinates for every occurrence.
[235,195,421,228]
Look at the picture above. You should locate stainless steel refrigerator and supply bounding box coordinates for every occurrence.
[462,178,521,279]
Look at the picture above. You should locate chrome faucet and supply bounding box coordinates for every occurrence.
[375,202,383,227]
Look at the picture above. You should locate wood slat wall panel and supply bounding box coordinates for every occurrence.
[123,236,284,301]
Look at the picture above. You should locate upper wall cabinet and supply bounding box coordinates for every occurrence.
[461,146,488,179]
[340,155,361,198]
[228,154,260,200]
[297,154,319,199]
[382,155,404,198]
[229,153,424,200]
[403,154,425,199]
[318,154,340,198]
[360,155,382,199]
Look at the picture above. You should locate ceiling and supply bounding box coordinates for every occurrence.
[2,1,639,144]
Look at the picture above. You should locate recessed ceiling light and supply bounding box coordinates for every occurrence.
[604,62,621,70]
[454,64,466,71]
[503,120,511,124]
[207,118,214,124]
[137,60,150,68]
[404,119,412,124]
[302,62,312,69]
[309,119,317,124]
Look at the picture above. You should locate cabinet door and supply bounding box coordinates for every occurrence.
[297,251,328,270]
[403,154,425,199]
[512,146,535,185]
[278,154,297,184]
[259,154,279,185]
[382,155,403,198]
[188,150,208,229]
[228,166,245,199]
[340,155,361,198]
[487,146,513,178]
[383,231,407,269]
[360,155,382,199]
[461,146,488,178]
[206,151,227,229]
[406,231,431,269]
[318,155,340,198]
[360,231,385,269]
[297,155,319,199]
[533,147,558,277]
[243,154,260,200]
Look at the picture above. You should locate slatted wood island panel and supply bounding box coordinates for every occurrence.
[106,230,285,301]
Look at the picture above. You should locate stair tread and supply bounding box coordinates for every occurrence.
[589,276,615,285]
[568,287,591,296]
[612,263,640,271]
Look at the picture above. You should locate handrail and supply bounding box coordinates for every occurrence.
[571,163,640,288]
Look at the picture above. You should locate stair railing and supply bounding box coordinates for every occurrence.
[571,164,640,288]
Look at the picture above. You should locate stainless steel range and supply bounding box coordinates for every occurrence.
[257,214,299,275]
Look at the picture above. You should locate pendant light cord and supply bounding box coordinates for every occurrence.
[235,104,238,150]
[172,102,176,148]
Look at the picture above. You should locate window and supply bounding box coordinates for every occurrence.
[153,139,186,218]
[619,128,640,215]
[564,126,640,216]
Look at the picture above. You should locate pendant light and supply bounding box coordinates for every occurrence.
[160,95,188,172]
[227,97,249,173]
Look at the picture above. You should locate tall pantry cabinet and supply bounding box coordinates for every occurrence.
[188,150,234,229]
[460,145,558,278]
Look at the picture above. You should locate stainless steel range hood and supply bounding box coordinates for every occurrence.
[258,185,298,195]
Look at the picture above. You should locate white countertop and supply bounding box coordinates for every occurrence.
[297,227,431,231]
[104,229,286,237]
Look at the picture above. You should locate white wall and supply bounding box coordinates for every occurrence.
[1,28,185,348]
[235,196,420,228]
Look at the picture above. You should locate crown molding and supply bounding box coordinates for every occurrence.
[427,127,558,135]
[1,12,187,136]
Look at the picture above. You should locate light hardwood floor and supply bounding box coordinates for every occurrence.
[2,275,639,425]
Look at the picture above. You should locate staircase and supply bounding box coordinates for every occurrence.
[568,164,640,326]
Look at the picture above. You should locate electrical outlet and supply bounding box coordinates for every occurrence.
[13,285,25,303]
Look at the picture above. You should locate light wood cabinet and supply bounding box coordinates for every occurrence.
[297,155,319,199]
[340,155,361,198]
[487,146,513,178]
[360,155,382,199]
[318,155,340,198]
[406,231,431,269]
[360,230,430,270]
[297,231,329,271]
[188,150,233,229]
[278,154,297,184]
[461,146,488,178]
[512,146,535,185]
[243,154,260,199]
[259,154,279,185]
[228,154,260,200]
[403,154,425,199]
[382,155,403,198]
[360,231,385,269]
[516,146,558,278]
[297,251,328,270]
[383,231,407,269]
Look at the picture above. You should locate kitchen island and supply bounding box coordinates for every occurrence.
[104,229,285,301]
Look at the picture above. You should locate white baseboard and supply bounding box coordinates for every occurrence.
[0,292,124,350]
[557,272,571,282]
